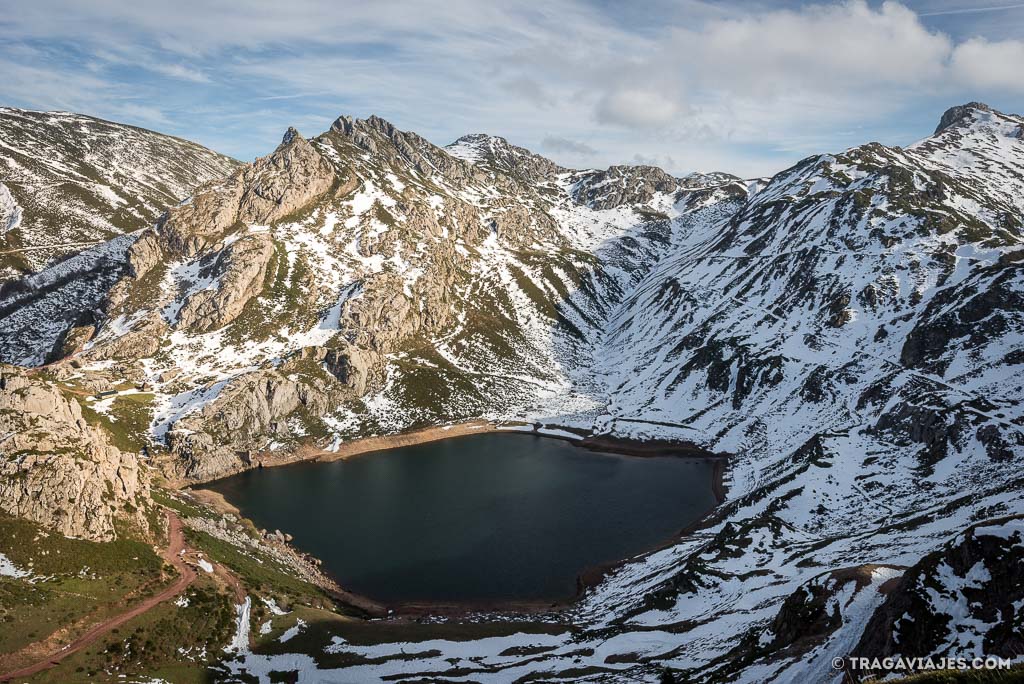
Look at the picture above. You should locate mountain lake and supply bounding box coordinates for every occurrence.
[204,432,718,604]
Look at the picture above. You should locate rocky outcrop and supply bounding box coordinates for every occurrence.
[933,102,993,135]
[47,322,96,361]
[571,165,682,210]
[176,232,275,332]
[852,517,1024,670]
[157,128,335,259]
[869,394,1022,470]
[81,311,168,362]
[0,365,150,540]
[165,367,342,480]
[871,399,964,465]
[317,345,378,396]
[126,230,163,279]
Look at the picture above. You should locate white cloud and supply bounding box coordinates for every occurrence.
[557,0,1024,167]
[950,37,1024,90]
[595,89,684,128]
[1,0,1022,177]
[582,0,1023,140]
[146,62,211,83]
[675,1,951,92]
[541,135,598,156]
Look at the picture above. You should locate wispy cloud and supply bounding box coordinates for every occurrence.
[918,3,1024,16]
[257,92,336,101]
[541,135,598,157]
[0,0,1022,176]
[146,62,211,83]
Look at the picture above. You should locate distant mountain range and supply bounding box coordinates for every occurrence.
[0,102,1021,682]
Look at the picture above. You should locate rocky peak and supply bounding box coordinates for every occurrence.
[906,102,1024,220]
[329,114,355,135]
[363,114,399,136]
[156,122,336,258]
[329,113,418,147]
[446,133,566,184]
[569,164,683,210]
[933,101,994,135]
[327,113,467,180]
[329,113,397,138]
[264,124,328,173]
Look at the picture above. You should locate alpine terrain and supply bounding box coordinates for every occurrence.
[0,102,1022,683]
[0,107,239,278]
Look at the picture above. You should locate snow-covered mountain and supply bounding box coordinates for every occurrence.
[0,107,239,278]
[0,103,1022,682]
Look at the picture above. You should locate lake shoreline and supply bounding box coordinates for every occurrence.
[187,420,730,619]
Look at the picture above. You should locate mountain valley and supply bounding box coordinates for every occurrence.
[0,102,1022,683]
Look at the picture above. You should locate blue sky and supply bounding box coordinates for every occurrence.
[1,0,1023,177]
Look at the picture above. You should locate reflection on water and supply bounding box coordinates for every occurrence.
[206,433,716,603]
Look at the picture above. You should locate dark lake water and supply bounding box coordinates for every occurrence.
[205,432,716,604]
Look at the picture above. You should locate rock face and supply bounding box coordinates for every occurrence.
[175,233,276,332]
[156,129,336,259]
[0,107,239,278]
[0,365,150,541]
[934,101,993,134]
[47,321,97,362]
[166,365,343,480]
[852,518,1024,668]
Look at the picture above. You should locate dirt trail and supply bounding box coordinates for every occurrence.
[0,511,196,682]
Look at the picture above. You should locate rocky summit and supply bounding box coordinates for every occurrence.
[0,102,1022,682]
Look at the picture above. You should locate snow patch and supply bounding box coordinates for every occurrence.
[0,552,29,578]
[278,619,306,643]
[0,183,22,233]
[225,596,251,653]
